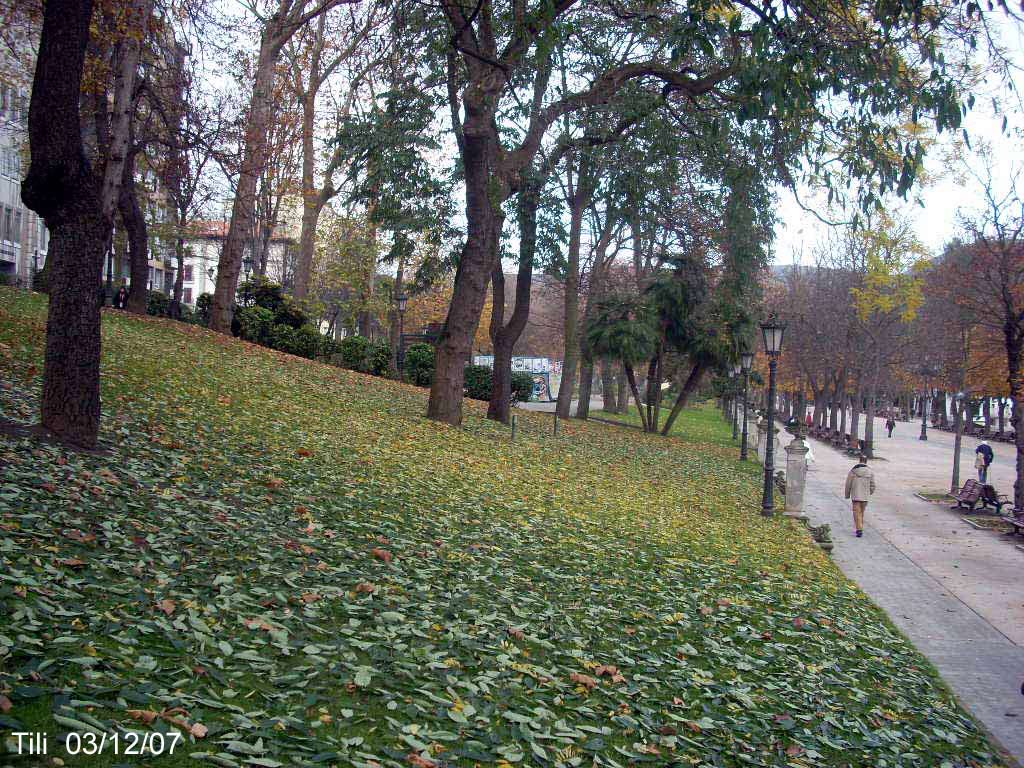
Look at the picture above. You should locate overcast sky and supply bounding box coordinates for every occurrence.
[772,16,1024,266]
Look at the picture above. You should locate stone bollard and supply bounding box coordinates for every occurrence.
[756,419,768,464]
[784,432,810,517]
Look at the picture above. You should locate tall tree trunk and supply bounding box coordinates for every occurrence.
[169,236,185,319]
[488,182,537,423]
[121,151,149,315]
[624,363,649,432]
[997,397,1006,434]
[21,0,108,448]
[427,116,504,425]
[839,392,848,437]
[616,366,628,414]
[864,384,877,459]
[1005,326,1023,510]
[388,245,407,377]
[600,359,616,412]
[983,397,992,435]
[644,355,658,431]
[660,361,706,436]
[850,388,862,447]
[555,157,589,419]
[210,27,281,333]
[293,79,319,301]
[951,397,966,494]
[576,360,594,419]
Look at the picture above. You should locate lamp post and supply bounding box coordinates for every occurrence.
[740,350,753,460]
[242,253,253,282]
[732,362,741,440]
[760,316,786,517]
[396,292,408,373]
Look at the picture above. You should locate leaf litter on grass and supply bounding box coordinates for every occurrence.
[0,288,1005,767]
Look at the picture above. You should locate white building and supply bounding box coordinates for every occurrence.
[179,220,297,307]
[0,56,49,287]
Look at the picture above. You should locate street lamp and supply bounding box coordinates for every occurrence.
[740,350,754,460]
[396,292,408,374]
[242,253,253,281]
[759,315,786,517]
[732,362,741,440]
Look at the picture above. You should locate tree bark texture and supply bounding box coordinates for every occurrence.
[660,361,707,436]
[210,28,281,333]
[555,154,590,419]
[120,149,149,314]
[600,359,616,412]
[487,183,537,423]
[427,120,504,425]
[21,0,108,448]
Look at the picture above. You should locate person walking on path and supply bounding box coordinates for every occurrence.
[844,454,876,538]
[885,415,896,438]
[975,440,994,483]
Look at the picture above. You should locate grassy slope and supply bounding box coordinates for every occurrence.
[0,289,1001,768]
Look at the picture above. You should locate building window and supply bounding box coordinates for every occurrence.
[183,287,192,305]
[14,210,21,246]
[0,84,7,115]
[3,207,12,242]
[183,264,193,282]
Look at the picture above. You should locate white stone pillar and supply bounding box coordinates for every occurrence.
[756,419,768,464]
[784,433,809,517]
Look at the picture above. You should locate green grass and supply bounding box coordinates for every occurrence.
[0,288,1005,767]
[591,405,744,450]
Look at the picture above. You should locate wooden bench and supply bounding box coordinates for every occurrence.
[1002,509,1024,537]
[950,479,983,512]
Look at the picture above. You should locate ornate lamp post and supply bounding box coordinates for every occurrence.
[242,253,254,282]
[732,362,741,440]
[740,350,753,460]
[396,292,408,373]
[760,316,786,517]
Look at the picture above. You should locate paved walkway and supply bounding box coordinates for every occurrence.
[800,416,1024,764]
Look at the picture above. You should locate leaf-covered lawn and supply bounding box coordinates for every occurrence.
[0,289,1003,767]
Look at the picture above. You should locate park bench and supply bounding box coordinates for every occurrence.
[950,479,983,512]
[1001,508,1024,538]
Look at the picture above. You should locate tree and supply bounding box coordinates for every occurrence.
[20,0,109,447]
[424,0,968,426]
[208,0,356,334]
[953,154,1024,509]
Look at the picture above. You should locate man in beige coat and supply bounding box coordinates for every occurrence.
[844,453,876,538]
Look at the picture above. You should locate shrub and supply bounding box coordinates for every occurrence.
[368,339,391,377]
[274,300,308,330]
[0,273,16,287]
[268,324,297,355]
[236,306,275,344]
[463,364,493,401]
[318,336,342,359]
[147,291,170,317]
[194,293,212,327]
[404,343,434,386]
[290,325,322,359]
[340,335,372,372]
[511,371,535,404]
[237,276,285,312]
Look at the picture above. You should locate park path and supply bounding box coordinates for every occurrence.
[801,416,1024,764]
